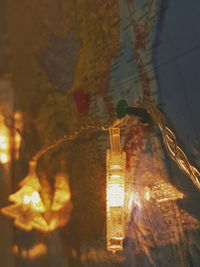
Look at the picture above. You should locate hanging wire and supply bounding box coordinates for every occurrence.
[29,124,110,172]
[132,102,200,190]
[26,101,200,191]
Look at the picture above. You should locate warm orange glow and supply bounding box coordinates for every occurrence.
[13,245,19,255]
[14,111,22,120]
[13,111,23,159]
[0,136,8,149]
[1,173,49,232]
[49,172,72,231]
[21,249,28,258]
[2,171,72,233]
[0,153,9,163]
[22,190,46,212]
[106,127,126,253]
[51,172,71,211]
[144,187,151,201]
[2,202,49,232]
[14,211,49,232]
[13,243,47,259]
[8,175,46,212]
[151,180,184,203]
[28,243,47,259]
[0,114,10,164]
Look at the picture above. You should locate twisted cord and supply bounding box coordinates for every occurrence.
[132,102,200,190]
[29,124,109,172]
[28,102,200,190]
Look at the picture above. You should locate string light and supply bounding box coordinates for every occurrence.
[2,125,108,232]
[2,168,72,232]
[116,100,200,190]
[106,126,126,253]
[132,102,200,190]
[1,165,49,232]
[0,100,199,253]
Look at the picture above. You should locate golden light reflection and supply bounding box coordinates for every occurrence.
[0,114,10,164]
[150,180,184,203]
[48,172,72,231]
[51,172,71,211]
[106,127,126,253]
[125,173,199,265]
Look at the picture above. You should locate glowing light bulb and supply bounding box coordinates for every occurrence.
[0,153,8,164]
[1,169,73,233]
[0,114,10,164]
[1,172,49,232]
[107,183,124,207]
[106,127,126,253]
[22,191,45,212]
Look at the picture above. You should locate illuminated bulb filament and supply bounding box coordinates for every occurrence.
[106,127,126,253]
[23,191,46,212]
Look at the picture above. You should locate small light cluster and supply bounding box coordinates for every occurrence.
[0,99,199,255]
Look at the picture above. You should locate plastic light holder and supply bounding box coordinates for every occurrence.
[106,127,126,253]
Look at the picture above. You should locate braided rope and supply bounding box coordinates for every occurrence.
[133,102,200,190]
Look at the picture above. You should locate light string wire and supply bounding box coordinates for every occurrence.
[29,124,110,173]
[27,103,200,191]
[132,102,200,190]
